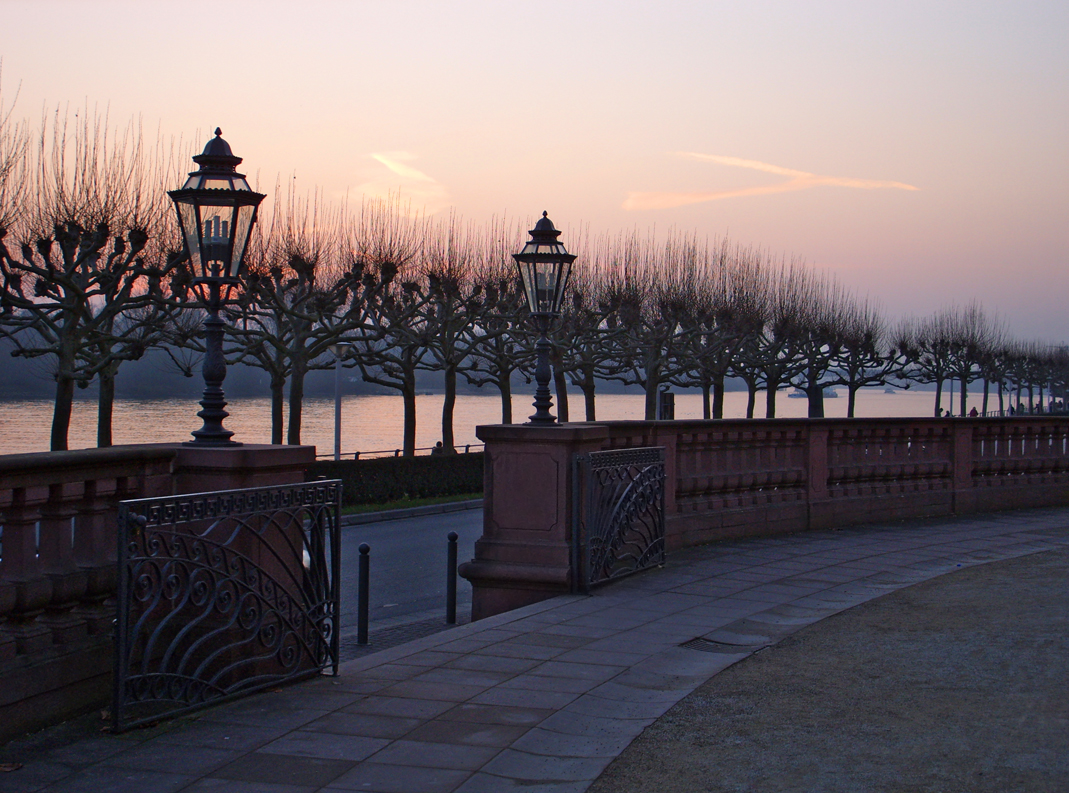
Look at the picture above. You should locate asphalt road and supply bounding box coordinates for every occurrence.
[337,508,483,632]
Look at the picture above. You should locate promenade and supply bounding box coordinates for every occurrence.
[3,507,1067,792]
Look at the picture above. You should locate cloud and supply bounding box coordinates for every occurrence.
[624,153,919,210]
[354,152,451,213]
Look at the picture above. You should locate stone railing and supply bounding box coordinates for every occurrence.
[462,417,1069,618]
[0,443,315,741]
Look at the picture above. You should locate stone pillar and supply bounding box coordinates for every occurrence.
[459,423,609,620]
[951,421,974,513]
[806,423,830,528]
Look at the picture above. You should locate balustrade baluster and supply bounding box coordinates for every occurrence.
[37,483,89,644]
[0,486,53,654]
[73,479,119,634]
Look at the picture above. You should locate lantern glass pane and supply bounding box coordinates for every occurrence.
[525,262,558,313]
[229,204,257,278]
[199,203,234,279]
[176,200,203,273]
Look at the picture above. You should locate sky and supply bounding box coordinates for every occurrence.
[2,0,1067,339]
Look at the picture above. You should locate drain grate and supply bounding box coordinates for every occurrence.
[681,638,764,654]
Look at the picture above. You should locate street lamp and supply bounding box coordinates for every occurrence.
[512,211,576,425]
[330,343,354,460]
[169,128,266,445]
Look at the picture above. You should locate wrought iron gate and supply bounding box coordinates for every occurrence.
[573,447,666,592]
[113,480,341,732]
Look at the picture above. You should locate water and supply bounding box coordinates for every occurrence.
[0,388,983,457]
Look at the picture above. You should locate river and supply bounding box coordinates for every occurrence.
[0,388,980,457]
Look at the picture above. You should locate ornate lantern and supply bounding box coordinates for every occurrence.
[169,129,265,445]
[512,212,577,425]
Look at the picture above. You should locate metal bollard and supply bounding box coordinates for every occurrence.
[446,531,458,625]
[357,543,370,645]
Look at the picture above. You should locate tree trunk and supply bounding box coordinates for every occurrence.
[701,383,711,420]
[402,379,417,456]
[51,375,75,451]
[578,366,597,421]
[553,363,569,423]
[270,373,285,444]
[982,379,990,414]
[934,378,944,417]
[997,381,1004,415]
[847,386,859,418]
[287,359,306,445]
[644,380,658,421]
[960,378,968,416]
[806,383,825,418]
[746,380,756,418]
[765,382,778,419]
[712,374,726,419]
[97,365,116,448]
[498,370,513,424]
[442,364,457,452]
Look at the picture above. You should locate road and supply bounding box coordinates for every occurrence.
[337,508,483,633]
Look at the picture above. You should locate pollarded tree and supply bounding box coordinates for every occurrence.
[554,262,626,422]
[0,110,176,448]
[600,231,701,420]
[832,298,903,417]
[233,191,402,445]
[943,302,1003,416]
[460,222,529,423]
[733,262,809,419]
[787,274,856,419]
[897,309,956,417]
[672,244,767,419]
[420,213,491,450]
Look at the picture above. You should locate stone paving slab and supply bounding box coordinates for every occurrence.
[3,507,1069,792]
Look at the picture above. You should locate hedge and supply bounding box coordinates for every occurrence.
[305,452,484,506]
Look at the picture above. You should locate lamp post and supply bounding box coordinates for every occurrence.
[169,129,265,445]
[512,212,576,425]
[330,343,353,460]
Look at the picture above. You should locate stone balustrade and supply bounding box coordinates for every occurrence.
[463,417,1069,618]
[0,443,315,741]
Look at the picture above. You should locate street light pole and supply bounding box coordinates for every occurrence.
[330,343,352,460]
[511,212,577,426]
[168,128,265,446]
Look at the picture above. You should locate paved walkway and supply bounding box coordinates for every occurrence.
[4,507,1068,792]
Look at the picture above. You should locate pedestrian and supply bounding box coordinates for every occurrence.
[431,441,444,456]
[969,407,978,417]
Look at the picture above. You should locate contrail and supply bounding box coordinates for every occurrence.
[624,153,918,210]
[357,152,451,213]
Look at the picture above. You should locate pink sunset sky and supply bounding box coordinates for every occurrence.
[2,0,1066,339]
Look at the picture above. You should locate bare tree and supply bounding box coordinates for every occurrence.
[0,109,175,449]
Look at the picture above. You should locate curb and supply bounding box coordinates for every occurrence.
[340,498,483,527]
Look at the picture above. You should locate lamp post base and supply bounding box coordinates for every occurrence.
[187,298,241,446]
[528,315,557,426]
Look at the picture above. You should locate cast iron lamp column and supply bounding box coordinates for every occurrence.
[512,212,577,425]
[168,129,266,446]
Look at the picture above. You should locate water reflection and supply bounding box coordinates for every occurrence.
[0,390,951,457]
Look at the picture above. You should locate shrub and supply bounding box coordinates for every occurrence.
[305,452,483,506]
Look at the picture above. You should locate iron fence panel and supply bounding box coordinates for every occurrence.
[574,447,666,591]
[113,480,341,732]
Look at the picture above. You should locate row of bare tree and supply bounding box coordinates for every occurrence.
[0,111,1065,452]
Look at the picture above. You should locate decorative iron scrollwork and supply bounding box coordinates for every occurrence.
[113,480,341,732]
[574,447,666,591]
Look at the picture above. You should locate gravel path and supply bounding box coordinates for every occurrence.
[589,548,1069,793]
